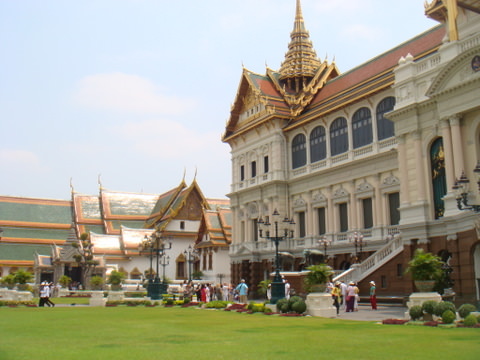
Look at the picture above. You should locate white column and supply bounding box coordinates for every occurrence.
[349,182,357,230]
[450,114,465,178]
[397,134,410,204]
[440,119,455,189]
[373,174,383,226]
[413,130,426,201]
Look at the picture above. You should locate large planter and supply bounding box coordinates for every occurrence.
[310,284,327,293]
[414,280,435,292]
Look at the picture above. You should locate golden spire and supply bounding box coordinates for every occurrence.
[278,0,322,91]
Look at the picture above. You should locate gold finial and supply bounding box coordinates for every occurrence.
[279,0,321,86]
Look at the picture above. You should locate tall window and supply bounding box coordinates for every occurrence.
[298,211,306,238]
[317,207,326,235]
[388,192,400,225]
[431,138,446,219]
[253,219,258,242]
[376,97,395,140]
[240,165,245,181]
[352,107,373,148]
[292,134,307,169]
[251,161,257,178]
[330,117,348,156]
[208,253,213,270]
[362,198,373,229]
[310,126,327,163]
[263,156,269,173]
[338,203,348,233]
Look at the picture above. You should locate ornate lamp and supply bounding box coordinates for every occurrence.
[258,209,295,304]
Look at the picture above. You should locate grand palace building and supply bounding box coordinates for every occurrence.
[223,0,480,304]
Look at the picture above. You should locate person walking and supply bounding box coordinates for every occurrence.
[284,280,291,300]
[369,281,377,310]
[340,281,347,310]
[331,281,341,315]
[235,279,248,304]
[45,282,55,307]
[345,281,357,312]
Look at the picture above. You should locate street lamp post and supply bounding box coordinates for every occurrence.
[317,236,331,262]
[452,163,480,212]
[349,231,365,263]
[160,254,170,283]
[139,231,172,300]
[184,245,197,282]
[258,209,295,304]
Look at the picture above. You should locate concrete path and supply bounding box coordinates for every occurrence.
[334,303,407,322]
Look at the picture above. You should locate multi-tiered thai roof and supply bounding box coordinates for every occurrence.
[0,179,231,269]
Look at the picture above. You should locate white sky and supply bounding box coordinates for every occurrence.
[0,0,437,200]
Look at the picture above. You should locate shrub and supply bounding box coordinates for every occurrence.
[164,298,174,306]
[409,305,423,320]
[421,300,437,315]
[441,310,456,324]
[291,300,307,314]
[276,298,288,313]
[434,301,456,317]
[247,302,265,313]
[206,300,230,309]
[463,314,478,327]
[458,304,477,319]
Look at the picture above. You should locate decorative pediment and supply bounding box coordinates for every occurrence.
[355,181,374,197]
[333,187,349,199]
[293,197,306,208]
[426,46,480,98]
[312,192,327,203]
[382,175,401,188]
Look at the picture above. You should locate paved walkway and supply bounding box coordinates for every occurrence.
[335,303,407,322]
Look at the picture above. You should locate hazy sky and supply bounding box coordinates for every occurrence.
[0,0,437,200]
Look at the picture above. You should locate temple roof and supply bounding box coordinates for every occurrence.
[1,179,230,267]
[223,23,445,142]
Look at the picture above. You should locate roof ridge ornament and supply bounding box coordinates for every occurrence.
[278,0,322,88]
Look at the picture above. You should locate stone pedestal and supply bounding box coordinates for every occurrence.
[405,292,442,319]
[16,291,33,302]
[89,291,106,307]
[107,290,125,302]
[306,292,336,318]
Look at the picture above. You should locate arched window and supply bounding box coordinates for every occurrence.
[376,97,395,140]
[310,126,327,163]
[330,117,348,156]
[430,138,446,219]
[292,133,307,169]
[352,107,373,148]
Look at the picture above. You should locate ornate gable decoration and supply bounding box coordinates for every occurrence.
[355,181,374,197]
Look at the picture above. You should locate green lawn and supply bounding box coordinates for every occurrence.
[0,306,478,360]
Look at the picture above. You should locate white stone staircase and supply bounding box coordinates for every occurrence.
[333,234,404,284]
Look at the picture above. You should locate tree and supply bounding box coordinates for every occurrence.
[71,232,100,289]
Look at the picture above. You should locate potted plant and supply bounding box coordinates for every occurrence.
[90,275,104,290]
[13,269,33,291]
[107,270,125,291]
[58,275,72,289]
[303,263,334,293]
[405,249,444,292]
[0,274,16,289]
